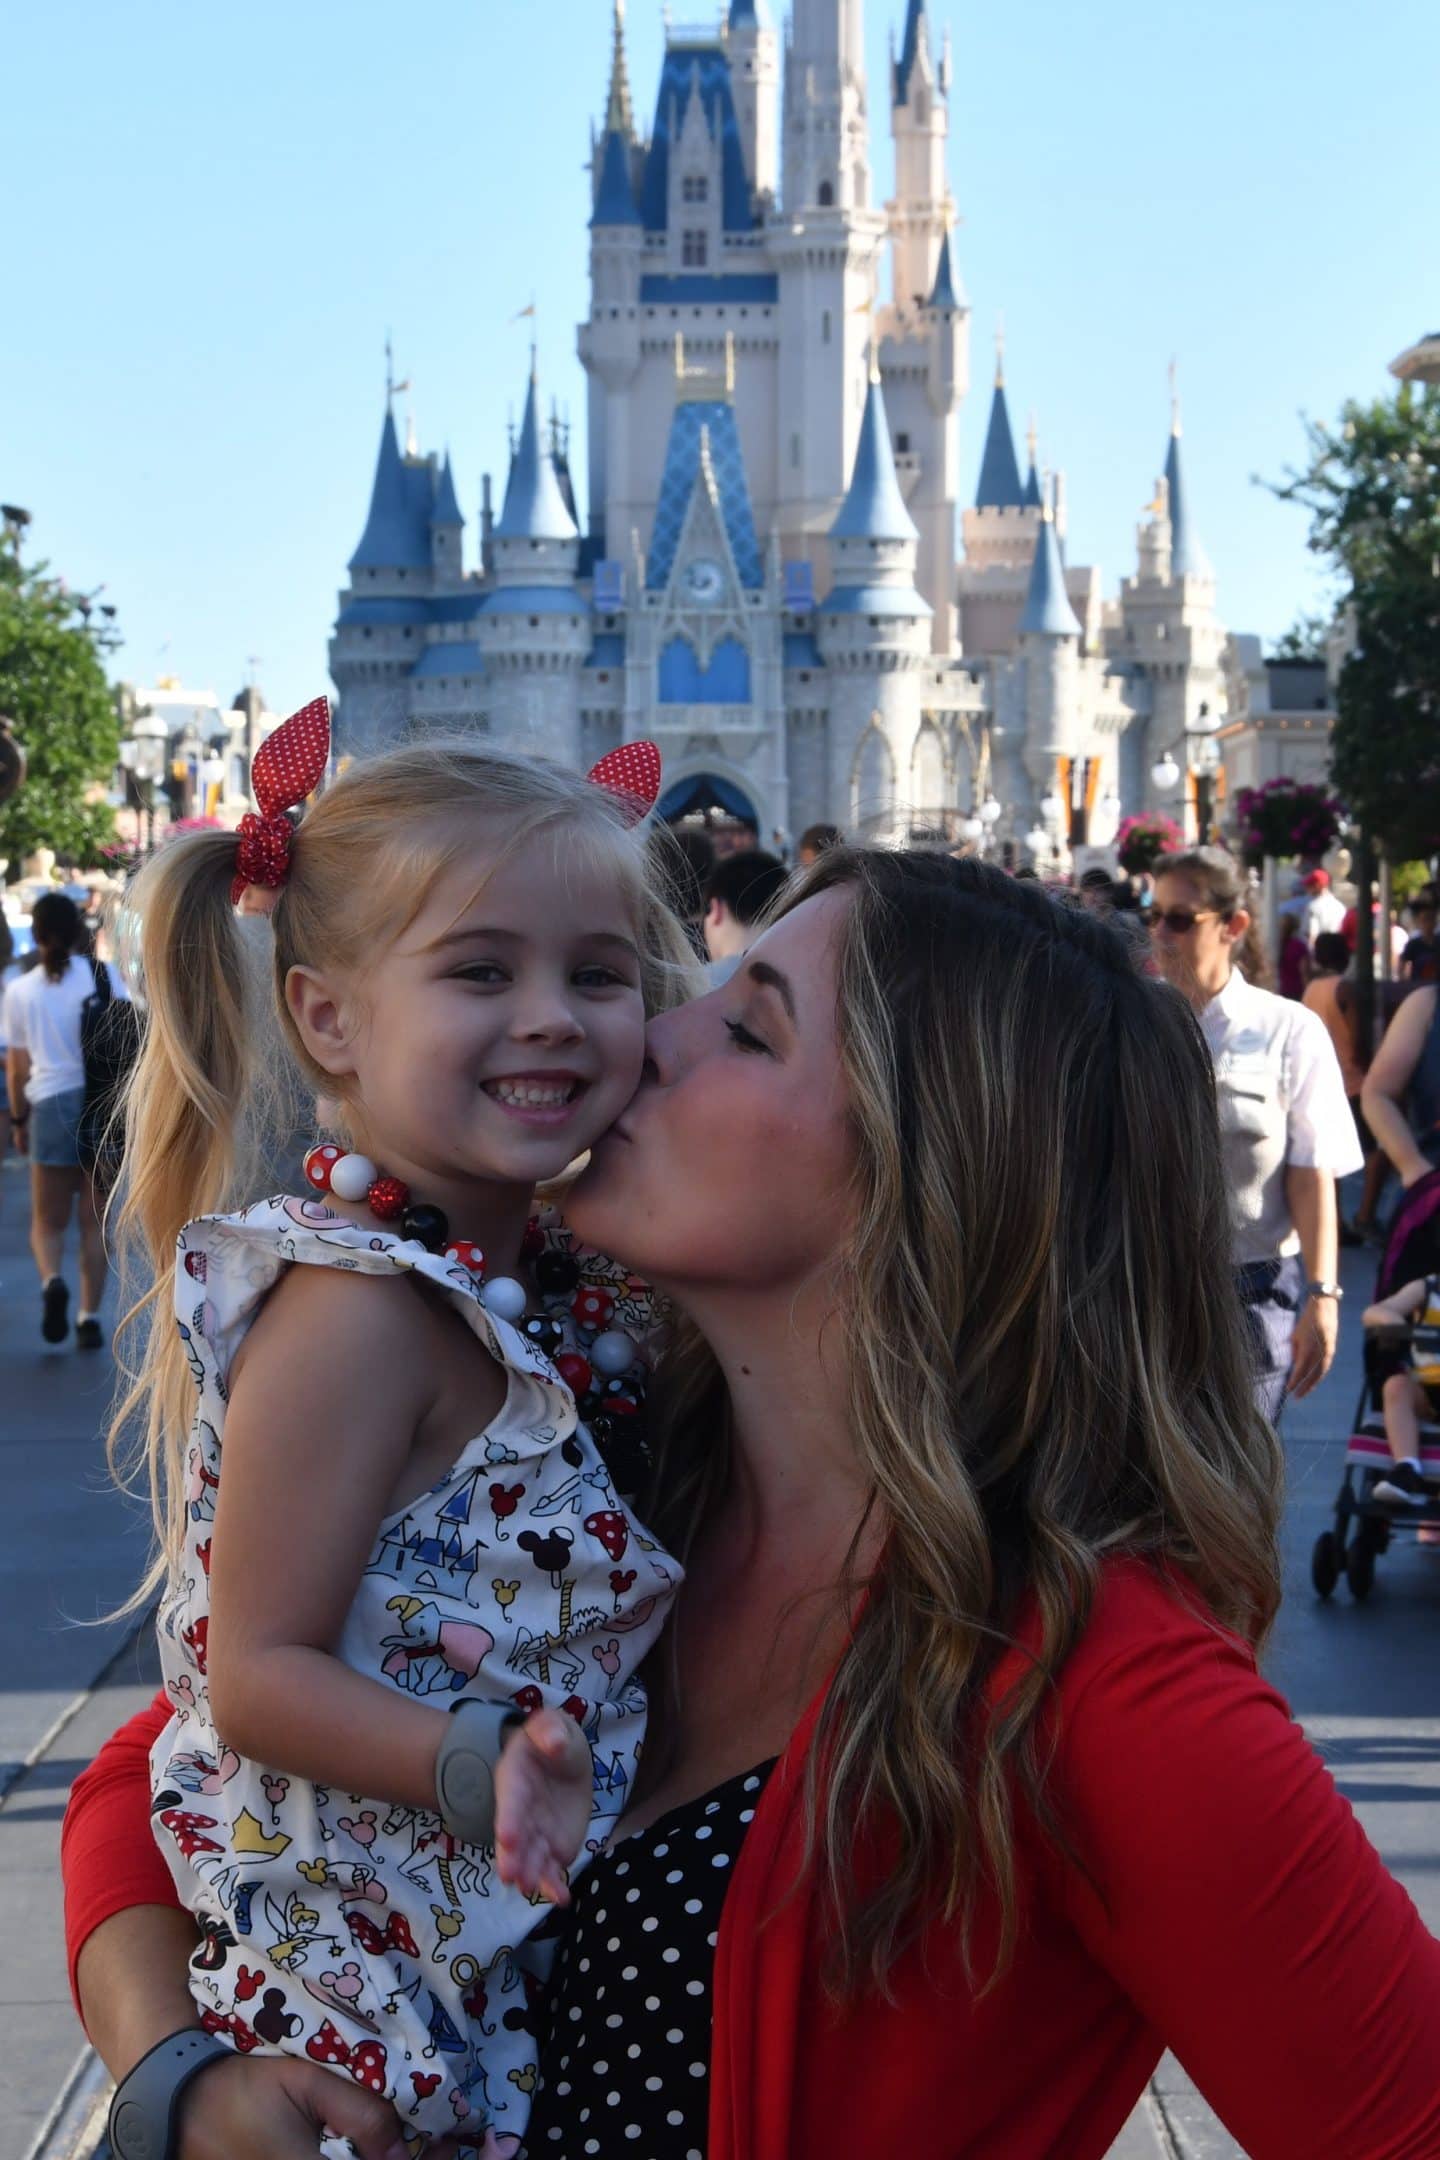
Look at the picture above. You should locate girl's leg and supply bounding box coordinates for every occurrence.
[30,1162,79,1288]
[77,1171,111,1332]
[31,1162,81,1341]
[1381,1370,1425,1466]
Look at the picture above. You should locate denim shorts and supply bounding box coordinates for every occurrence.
[30,1086,87,1169]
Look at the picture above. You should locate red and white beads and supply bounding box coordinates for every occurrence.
[301,1146,410,1219]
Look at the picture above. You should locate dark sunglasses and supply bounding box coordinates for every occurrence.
[1154,906,1228,936]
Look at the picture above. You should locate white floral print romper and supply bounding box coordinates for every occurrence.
[150,1195,680,2155]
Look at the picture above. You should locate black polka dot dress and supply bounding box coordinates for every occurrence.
[521,1761,775,2159]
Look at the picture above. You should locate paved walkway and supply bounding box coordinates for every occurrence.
[0,1153,1435,2159]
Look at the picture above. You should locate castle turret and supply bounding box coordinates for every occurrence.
[1018,502,1082,821]
[475,361,588,766]
[818,372,931,838]
[431,453,465,589]
[1112,381,1225,817]
[889,0,952,313]
[726,0,779,202]
[783,0,870,213]
[328,405,440,755]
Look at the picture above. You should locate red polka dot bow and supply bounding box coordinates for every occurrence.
[304,2020,389,2092]
[587,740,661,827]
[230,696,332,904]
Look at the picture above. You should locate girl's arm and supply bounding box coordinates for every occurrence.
[1362,1276,1428,1329]
[1053,1598,1440,2157]
[1361,985,1437,1186]
[206,1265,472,1812]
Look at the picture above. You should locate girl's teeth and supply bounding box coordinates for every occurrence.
[490,1081,572,1106]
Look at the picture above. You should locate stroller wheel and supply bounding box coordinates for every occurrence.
[1345,1537,1377,1601]
[1311,1531,1341,1598]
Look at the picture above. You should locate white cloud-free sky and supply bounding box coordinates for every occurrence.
[5,0,1434,712]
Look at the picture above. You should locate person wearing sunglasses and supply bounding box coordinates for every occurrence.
[1151,848,1363,1420]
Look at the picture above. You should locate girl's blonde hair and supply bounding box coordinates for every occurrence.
[644,849,1283,1998]
[110,737,696,1605]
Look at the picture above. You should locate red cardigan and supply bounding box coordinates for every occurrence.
[65,1563,1440,2158]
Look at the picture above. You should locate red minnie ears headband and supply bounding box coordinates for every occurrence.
[230,699,663,907]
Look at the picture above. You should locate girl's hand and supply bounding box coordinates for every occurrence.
[494,1708,594,1905]
[175,2052,465,2160]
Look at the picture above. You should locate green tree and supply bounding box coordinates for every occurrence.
[1271,385,1440,862]
[0,528,120,880]
[1268,611,1330,662]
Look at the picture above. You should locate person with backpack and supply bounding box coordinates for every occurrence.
[2,892,131,1348]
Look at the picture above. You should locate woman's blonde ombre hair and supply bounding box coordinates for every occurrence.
[645,849,1283,1997]
[110,737,697,1606]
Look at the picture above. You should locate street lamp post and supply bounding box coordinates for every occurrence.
[1151,701,1222,843]
[117,706,169,854]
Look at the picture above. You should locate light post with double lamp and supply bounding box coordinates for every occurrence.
[117,705,169,854]
[957,792,1003,859]
[1150,701,1222,843]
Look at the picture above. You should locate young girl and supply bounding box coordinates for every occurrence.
[1364,1272,1440,1513]
[113,704,693,2155]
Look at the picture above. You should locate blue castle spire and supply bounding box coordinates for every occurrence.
[1164,415,1209,579]
[1019,506,1081,638]
[831,375,919,542]
[349,409,433,570]
[975,348,1026,510]
[497,364,578,543]
[729,0,762,22]
[433,452,464,528]
[928,226,966,313]
[895,0,929,104]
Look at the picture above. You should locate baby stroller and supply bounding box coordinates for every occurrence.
[1312,1168,1440,1601]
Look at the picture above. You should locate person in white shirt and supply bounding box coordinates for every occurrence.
[0,912,22,1174]
[1300,868,1347,947]
[3,893,129,1349]
[1152,849,1363,1421]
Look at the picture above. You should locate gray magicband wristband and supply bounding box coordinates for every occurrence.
[434,1697,524,1846]
[107,2027,232,2160]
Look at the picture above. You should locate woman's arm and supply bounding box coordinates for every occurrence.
[63,1693,440,2160]
[1362,1277,1428,1329]
[1362,985,1437,1186]
[207,1266,465,1811]
[5,1043,30,1127]
[1053,1600,1440,2157]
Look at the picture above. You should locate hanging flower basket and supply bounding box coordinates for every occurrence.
[1116,812,1184,876]
[1233,779,1346,869]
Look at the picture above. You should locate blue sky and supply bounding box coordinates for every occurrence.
[4,0,1434,714]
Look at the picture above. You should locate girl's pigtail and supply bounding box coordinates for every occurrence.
[109,831,262,1603]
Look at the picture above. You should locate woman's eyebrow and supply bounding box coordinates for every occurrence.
[745,959,797,1022]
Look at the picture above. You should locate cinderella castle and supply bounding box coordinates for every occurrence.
[328,0,1236,853]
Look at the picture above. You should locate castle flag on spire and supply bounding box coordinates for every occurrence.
[496,364,579,542]
[831,376,919,543]
[1019,504,1081,638]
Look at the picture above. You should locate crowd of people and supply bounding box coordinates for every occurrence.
[7,730,1439,2158]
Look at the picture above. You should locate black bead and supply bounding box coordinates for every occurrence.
[578,1391,604,1421]
[523,1313,565,1358]
[400,1204,450,1253]
[535,1250,581,1297]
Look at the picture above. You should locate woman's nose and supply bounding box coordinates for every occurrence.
[642,1004,686,1086]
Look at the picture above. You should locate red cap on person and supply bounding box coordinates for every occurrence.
[1303,868,1331,891]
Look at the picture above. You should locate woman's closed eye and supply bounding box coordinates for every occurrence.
[724,1016,771,1056]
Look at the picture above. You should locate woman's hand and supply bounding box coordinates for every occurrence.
[176,2051,462,2160]
[1288,1297,1339,1400]
[494,1708,594,1906]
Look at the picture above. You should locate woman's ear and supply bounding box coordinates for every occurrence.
[286,965,360,1080]
[1224,907,1251,951]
